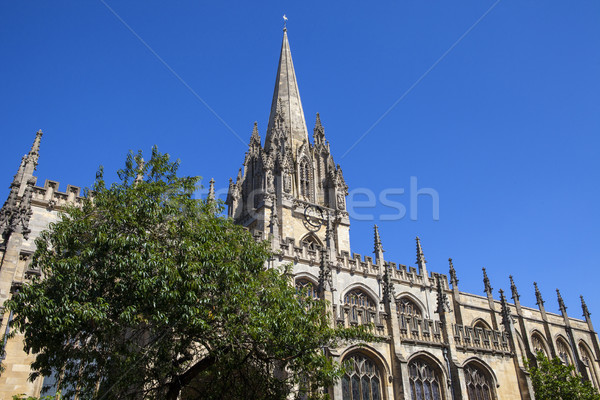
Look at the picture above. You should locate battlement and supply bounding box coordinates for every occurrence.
[261,233,451,290]
[31,179,85,209]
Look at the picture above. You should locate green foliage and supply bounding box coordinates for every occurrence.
[6,148,371,400]
[12,395,59,400]
[526,352,600,400]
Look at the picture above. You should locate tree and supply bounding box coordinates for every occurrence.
[6,148,370,400]
[526,352,600,400]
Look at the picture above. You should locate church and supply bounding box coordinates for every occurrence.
[1,28,599,400]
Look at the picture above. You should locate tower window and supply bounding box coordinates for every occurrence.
[299,159,311,199]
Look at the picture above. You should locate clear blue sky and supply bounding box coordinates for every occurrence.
[1,2,599,320]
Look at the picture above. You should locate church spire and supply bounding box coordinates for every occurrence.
[265,28,309,152]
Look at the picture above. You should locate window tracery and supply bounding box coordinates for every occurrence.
[579,343,599,389]
[344,289,376,309]
[396,297,422,318]
[557,338,573,366]
[408,359,443,400]
[531,333,548,357]
[464,364,494,400]
[301,235,321,251]
[295,279,318,299]
[341,354,383,400]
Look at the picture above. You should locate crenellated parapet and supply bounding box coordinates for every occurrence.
[30,179,84,210]
[269,233,451,291]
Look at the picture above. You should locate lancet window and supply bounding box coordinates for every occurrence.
[299,158,311,200]
[341,353,383,400]
[464,363,494,400]
[408,358,443,400]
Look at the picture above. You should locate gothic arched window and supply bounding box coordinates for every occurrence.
[557,337,574,366]
[299,158,311,200]
[396,297,422,318]
[295,279,318,299]
[301,234,321,251]
[464,363,494,400]
[408,358,443,400]
[344,289,376,309]
[531,333,549,358]
[579,342,600,389]
[341,353,383,400]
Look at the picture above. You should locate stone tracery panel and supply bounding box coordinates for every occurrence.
[464,362,494,400]
[341,353,383,400]
[408,358,444,400]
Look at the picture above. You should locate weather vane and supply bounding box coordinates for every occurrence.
[283,14,288,30]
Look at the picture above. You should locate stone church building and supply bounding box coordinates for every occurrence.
[1,28,599,399]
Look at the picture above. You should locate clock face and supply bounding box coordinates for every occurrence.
[303,204,324,232]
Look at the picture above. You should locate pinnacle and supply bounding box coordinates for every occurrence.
[250,122,261,145]
[373,225,383,255]
[534,282,545,307]
[448,258,458,286]
[482,268,492,294]
[416,236,426,265]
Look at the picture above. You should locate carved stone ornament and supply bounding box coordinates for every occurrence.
[266,172,275,193]
[283,173,291,193]
[337,193,345,210]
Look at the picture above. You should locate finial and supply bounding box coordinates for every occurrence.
[208,178,215,202]
[435,275,451,314]
[482,268,492,295]
[534,282,544,306]
[556,289,567,311]
[416,236,426,265]
[31,130,43,155]
[448,258,458,287]
[315,112,322,127]
[509,275,520,302]
[374,225,383,254]
[499,289,512,330]
[249,122,261,146]
[581,295,591,318]
[283,14,288,31]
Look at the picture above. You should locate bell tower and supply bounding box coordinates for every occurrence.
[227,28,351,254]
